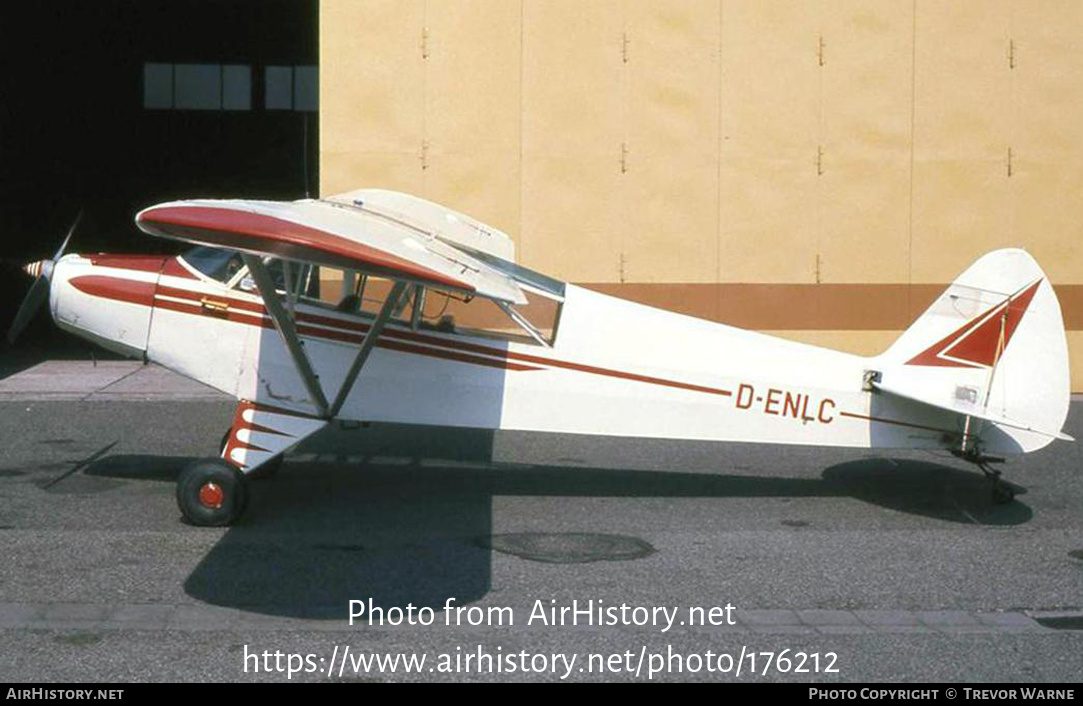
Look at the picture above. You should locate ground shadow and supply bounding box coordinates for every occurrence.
[84,454,194,482]
[820,458,1031,525]
[186,463,495,618]
[0,342,124,381]
[81,427,1034,619]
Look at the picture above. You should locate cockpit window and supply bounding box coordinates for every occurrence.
[337,274,562,346]
[180,246,243,282]
[234,259,321,299]
[190,250,563,347]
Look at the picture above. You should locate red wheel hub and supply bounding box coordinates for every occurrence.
[198,482,225,509]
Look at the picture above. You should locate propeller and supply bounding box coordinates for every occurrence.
[7,211,81,344]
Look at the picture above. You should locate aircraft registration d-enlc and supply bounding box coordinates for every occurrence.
[9,189,1074,525]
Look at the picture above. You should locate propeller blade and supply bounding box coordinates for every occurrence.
[53,210,82,263]
[7,275,50,344]
[8,210,82,344]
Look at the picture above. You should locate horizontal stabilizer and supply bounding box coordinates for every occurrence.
[872,379,1074,442]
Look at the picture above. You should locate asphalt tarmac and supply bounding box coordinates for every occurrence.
[0,362,1080,682]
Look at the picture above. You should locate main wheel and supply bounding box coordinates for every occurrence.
[176,458,249,526]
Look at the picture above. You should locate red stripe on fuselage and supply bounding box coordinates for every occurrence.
[89,274,733,395]
[70,275,157,307]
[87,255,166,275]
[153,289,540,372]
[154,287,732,394]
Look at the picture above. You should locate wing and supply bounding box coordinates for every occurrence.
[135,197,526,304]
[325,188,517,264]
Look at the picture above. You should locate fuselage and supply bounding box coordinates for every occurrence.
[46,251,968,453]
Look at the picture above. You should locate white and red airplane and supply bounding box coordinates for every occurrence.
[9,189,1073,525]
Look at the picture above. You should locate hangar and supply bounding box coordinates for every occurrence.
[319,1,1083,389]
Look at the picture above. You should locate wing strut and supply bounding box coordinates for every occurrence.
[243,255,409,420]
[242,254,331,417]
[329,280,407,417]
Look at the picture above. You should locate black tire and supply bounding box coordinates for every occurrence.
[219,427,283,479]
[176,458,249,526]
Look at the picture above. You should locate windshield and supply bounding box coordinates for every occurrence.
[180,246,243,282]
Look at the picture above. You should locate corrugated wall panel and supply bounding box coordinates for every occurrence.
[819,0,912,285]
[520,0,624,280]
[320,0,1083,389]
[320,0,426,196]
[910,0,1013,283]
[423,0,523,243]
[1010,0,1083,285]
[719,0,821,284]
[621,0,720,284]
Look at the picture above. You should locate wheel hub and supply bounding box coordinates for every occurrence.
[198,482,225,509]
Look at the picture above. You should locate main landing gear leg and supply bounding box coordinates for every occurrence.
[219,427,282,480]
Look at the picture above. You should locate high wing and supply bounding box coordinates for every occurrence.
[134,190,535,429]
[872,378,1074,442]
[135,192,527,305]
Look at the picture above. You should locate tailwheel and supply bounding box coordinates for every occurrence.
[991,480,1015,505]
[977,462,1016,505]
[177,458,249,526]
[954,449,1016,505]
[975,456,1014,505]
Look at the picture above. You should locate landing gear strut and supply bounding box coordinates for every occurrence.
[985,466,1016,505]
[954,449,1015,504]
[219,427,282,479]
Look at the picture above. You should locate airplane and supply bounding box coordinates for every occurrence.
[8,189,1074,526]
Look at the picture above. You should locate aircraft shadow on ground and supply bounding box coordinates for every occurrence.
[83,427,1033,619]
[0,344,124,381]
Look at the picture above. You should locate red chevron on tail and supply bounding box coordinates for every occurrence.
[905,279,1041,369]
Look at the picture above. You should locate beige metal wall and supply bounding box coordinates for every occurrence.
[320,0,1083,389]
